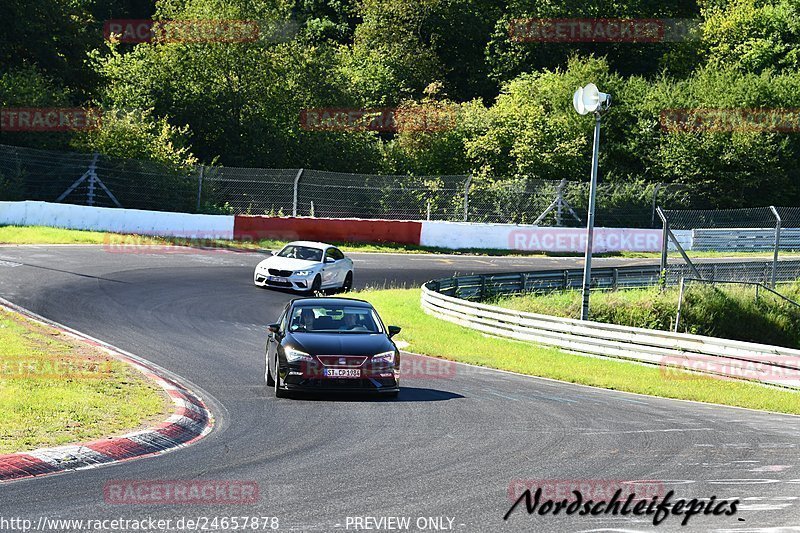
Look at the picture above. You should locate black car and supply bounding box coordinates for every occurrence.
[265,297,401,397]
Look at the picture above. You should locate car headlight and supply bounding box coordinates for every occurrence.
[284,347,314,363]
[372,351,395,364]
[293,270,314,276]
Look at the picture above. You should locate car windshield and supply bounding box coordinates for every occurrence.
[277,245,323,262]
[288,305,382,334]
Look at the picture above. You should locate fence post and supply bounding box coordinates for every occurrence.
[651,183,663,228]
[196,165,204,212]
[657,207,668,275]
[770,205,781,288]
[463,175,472,222]
[292,168,304,217]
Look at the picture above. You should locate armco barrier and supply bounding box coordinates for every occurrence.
[0,201,234,239]
[692,228,800,251]
[233,215,422,245]
[421,275,800,389]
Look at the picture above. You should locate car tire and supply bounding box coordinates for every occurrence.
[341,271,353,292]
[309,274,322,295]
[274,359,287,398]
[265,356,275,386]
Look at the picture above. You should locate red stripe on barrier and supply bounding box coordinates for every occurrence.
[233,216,422,245]
[0,454,60,480]
[86,438,154,460]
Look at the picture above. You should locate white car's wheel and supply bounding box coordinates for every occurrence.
[341,271,353,292]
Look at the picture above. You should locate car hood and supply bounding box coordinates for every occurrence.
[257,256,319,271]
[286,332,394,356]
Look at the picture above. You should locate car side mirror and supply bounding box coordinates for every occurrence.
[269,250,276,256]
[325,257,336,263]
[268,323,280,334]
[388,326,401,338]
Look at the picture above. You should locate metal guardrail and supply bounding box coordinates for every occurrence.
[692,228,800,251]
[429,260,800,302]
[431,265,663,301]
[421,264,800,389]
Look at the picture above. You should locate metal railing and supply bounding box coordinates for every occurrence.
[421,271,800,389]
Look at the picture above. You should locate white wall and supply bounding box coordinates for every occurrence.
[0,201,234,239]
[420,221,671,252]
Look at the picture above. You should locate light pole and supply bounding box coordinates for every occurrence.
[572,83,611,321]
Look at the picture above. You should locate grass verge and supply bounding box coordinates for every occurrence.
[494,283,800,349]
[357,288,800,415]
[0,307,170,454]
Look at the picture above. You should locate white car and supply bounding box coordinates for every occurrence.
[254,241,354,293]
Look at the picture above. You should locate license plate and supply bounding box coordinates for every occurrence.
[268,276,287,283]
[323,368,361,378]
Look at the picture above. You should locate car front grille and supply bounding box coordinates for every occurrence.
[317,356,368,367]
[268,268,293,277]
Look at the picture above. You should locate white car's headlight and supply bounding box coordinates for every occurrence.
[372,351,395,364]
[285,347,314,363]
[293,270,314,276]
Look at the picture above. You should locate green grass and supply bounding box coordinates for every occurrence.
[357,288,800,415]
[495,283,800,349]
[0,308,170,454]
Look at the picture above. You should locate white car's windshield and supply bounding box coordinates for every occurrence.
[277,246,323,262]
[289,305,382,334]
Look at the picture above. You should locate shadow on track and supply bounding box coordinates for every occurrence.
[285,387,464,403]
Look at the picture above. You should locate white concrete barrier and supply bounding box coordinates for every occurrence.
[420,221,667,252]
[0,201,234,239]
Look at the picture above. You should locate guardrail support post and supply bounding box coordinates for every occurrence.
[480,275,486,301]
[770,205,781,288]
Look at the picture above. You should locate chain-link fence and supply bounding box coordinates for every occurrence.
[0,143,688,226]
[659,206,800,286]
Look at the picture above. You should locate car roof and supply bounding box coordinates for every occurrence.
[283,240,336,249]
[290,297,373,308]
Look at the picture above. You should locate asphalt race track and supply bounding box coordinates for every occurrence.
[0,245,798,532]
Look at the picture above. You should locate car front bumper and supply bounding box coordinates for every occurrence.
[280,363,399,393]
[254,270,314,290]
